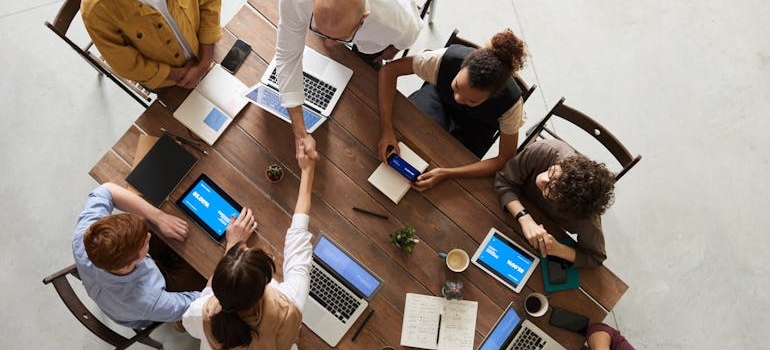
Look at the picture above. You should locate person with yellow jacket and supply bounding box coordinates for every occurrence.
[81,0,222,89]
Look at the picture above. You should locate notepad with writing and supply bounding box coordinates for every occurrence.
[367,142,429,204]
[173,64,248,145]
[400,293,477,350]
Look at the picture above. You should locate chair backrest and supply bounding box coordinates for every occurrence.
[444,29,537,102]
[518,97,641,181]
[42,264,162,349]
[44,0,152,108]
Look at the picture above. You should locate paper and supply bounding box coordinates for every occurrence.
[400,293,477,350]
[173,65,248,145]
[367,142,429,204]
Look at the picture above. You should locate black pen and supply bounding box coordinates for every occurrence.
[353,207,388,220]
[161,128,208,155]
[436,314,442,345]
[351,309,374,341]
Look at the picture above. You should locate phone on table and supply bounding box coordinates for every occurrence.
[221,39,251,74]
[386,150,421,182]
[549,307,589,334]
[547,256,571,284]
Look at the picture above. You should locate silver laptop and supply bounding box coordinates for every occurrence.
[303,235,383,347]
[478,302,566,350]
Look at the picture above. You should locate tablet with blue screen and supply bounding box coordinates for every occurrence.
[471,228,540,293]
[176,174,242,242]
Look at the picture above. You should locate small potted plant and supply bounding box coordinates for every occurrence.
[389,224,419,254]
[442,280,464,300]
[265,164,284,183]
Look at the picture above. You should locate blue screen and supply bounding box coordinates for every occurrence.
[477,233,535,287]
[179,179,240,239]
[479,306,521,350]
[315,236,381,298]
[387,153,420,181]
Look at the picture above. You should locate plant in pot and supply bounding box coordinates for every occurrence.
[442,280,464,300]
[265,164,284,183]
[389,224,419,254]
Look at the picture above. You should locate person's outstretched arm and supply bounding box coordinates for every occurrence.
[102,182,189,241]
[377,56,416,161]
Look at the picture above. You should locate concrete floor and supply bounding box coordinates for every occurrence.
[2,0,768,348]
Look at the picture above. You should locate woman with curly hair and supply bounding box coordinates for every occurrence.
[378,28,528,191]
[494,139,616,268]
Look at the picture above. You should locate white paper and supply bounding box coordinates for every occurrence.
[196,65,248,117]
[400,293,477,350]
[367,142,429,204]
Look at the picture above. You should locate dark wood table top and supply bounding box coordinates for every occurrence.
[89,2,627,349]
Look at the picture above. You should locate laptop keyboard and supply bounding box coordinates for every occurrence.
[269,68,336,110]
[510,327,546,350]
[309,265,361,324]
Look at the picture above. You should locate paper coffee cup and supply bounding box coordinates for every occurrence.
[445,248,470,272]
[524,292,548,317]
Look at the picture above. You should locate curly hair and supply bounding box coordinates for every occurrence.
[548,155,616,218]
[461,28,527,94]
[84,213,148,271]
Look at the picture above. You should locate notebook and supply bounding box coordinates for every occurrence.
[400,293,478,350]
[173,64,249,145]
[367,142,429,204]
[175,174,242,242]
[302,235,383,347]
[126,134,198,207]
[471,228,540,293]
[477,302,566,350]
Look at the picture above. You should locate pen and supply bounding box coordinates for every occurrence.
[351,309,374,341]
[161,128,208,155]
[353,207,389,220]
[436,314,442,345]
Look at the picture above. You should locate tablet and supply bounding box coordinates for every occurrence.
[176,174,242,242]
[471,228,540,293]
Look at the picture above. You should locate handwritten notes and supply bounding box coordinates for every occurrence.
[401,293,477,350]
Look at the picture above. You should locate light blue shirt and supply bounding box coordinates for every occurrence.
[72,185,200,329]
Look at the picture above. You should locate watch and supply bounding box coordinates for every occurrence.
[514,209,529,221]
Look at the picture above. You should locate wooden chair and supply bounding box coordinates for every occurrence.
[42,264,163,350]
[44,0,153,108]
[444,29,537,102]
[518,97,642,181]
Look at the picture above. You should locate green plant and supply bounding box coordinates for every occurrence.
[389,224,418,254]
[265,164,284,182]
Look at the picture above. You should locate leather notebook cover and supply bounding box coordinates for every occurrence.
[126,134,198,207]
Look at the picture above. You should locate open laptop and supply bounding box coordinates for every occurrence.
[303,235,383,347]
[245,46,353,132]
[478,302,566,350]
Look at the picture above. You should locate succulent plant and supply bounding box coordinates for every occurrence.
[265,164,284,182]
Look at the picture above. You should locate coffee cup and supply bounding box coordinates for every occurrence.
[524,292,548,317]
[441,248,470,272]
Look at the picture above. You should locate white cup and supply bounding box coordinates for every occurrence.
[524,292,549,317]
[444,248,470,272]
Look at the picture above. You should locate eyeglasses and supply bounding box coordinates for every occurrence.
[308,13,364,43]
[542,166,560,200]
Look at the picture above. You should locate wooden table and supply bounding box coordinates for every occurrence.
[89,2,628,349]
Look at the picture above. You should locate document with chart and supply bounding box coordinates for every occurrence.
[400,293,477,350]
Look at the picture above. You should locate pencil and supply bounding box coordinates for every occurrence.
[353,207,388,220]
[351,309,374,341]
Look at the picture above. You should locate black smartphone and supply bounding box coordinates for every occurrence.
[386,152,421,182]
[547,259,568,284]
[549,307,589,334]
[221,39,251,74]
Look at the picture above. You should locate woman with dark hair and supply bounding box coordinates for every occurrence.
[378,28,528,191]
[183,151,316,350]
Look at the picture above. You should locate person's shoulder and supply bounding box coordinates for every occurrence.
[81,0,111,17]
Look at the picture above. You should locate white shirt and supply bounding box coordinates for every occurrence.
[275,0,423,107]
[182,214,314,350]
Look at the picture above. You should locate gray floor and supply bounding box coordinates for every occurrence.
[2,0,768,349]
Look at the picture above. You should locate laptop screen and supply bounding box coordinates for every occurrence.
[314,236,381,298]
[475,231,537,288]
[478,305,522,350]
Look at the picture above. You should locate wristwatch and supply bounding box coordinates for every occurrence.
[514,209,529,221]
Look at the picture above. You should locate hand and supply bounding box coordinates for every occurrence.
[412,168,448,191]
[297,143,317,172]
[154,212,189,242]
[296,134,319,161]
[177,59,212,88]
[521,221,551,256]
[378,130,399,162]
[224,208,257,250]
[373,45,400,62]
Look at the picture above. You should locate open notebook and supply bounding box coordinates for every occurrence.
[367,142,428,204]
[173,64,248,145]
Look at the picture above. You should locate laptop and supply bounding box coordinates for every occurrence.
[478,302,566,350]
[303,235,383,347]
[471,228,540,293]
[245,46,353,132]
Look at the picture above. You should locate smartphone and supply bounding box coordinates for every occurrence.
[547,259,568,284]
[221,39,251,74]
[549,307,589,334]
[387,152,421,182]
